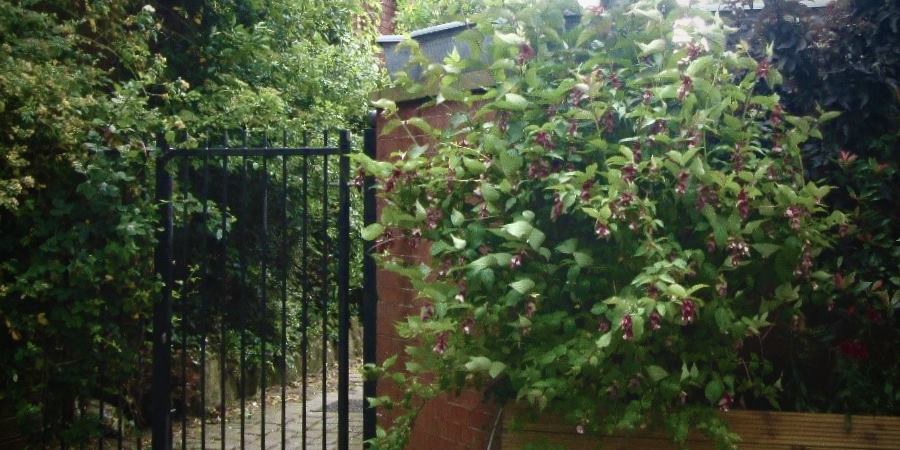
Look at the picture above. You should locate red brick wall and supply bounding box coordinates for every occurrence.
[375,101,500,449]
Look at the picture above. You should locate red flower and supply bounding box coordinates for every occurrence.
[838,150,858,166]
[837,339,869,361]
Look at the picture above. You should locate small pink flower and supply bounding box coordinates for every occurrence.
[642,89,653,105]
[632,142,643,163]
[576,424,585,434]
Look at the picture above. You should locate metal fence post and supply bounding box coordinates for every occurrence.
[361,113,378,446]
[337,130,351,450]
[151,137,174,450]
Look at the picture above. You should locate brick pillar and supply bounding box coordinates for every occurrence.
[375,101,500,449]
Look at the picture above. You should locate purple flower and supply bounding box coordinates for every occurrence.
[622,164,637,184]
[426,207,443,230]
[510,251,525,270]
[517,43,535,65]
[534,130,554,148]
[420,303,434,322]
[649,311,662,331]
[462,318,475,335]
[595,222,611,239]
[681,299,696,324]
[597,319,611,333]
[737,188,750,220]
[621,314,633,340]
[718,393,733,412]
[433,332,449,354]
[551,193,564,221]
[580,180,594,202]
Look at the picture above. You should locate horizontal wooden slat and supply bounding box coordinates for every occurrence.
[502,409,900,450]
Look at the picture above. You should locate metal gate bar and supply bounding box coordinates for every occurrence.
[152,130,352,450]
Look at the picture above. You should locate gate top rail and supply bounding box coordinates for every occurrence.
[158,146,346,163]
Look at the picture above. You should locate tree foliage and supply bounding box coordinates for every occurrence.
[0,0,379,444]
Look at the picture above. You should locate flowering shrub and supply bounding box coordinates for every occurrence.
[359,0,844,447]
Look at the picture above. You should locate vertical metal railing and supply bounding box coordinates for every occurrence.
[152,129,356,450]
[361,114,378,447]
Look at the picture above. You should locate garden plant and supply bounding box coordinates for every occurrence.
[360,0,851,447]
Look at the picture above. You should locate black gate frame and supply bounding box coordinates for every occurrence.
[151,130,367,450]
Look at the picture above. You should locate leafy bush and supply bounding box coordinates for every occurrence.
[360,0,845,447]
[729,0,899,414]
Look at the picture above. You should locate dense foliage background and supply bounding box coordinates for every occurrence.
[0,0,380,445]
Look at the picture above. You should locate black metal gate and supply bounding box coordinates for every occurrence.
[151,129,361,450]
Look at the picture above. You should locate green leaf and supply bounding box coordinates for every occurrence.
[451,209,465,226]
[489,361,506,378]
[527,228,546,250]
[465,356,492,372]
[360,223,384,241]
[504,93,529,111]
[495,31,526,46]
[509,278,535,294]
[638,38,667,56]
[705,379,724,403]
[596,332,612,348]
[573,252,593,267]
[646,365,669,382]
[503,220,533,239]
[451,235,466,250]
[752,243,781,258]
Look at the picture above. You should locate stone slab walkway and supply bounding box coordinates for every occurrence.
[180,371,364,450]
